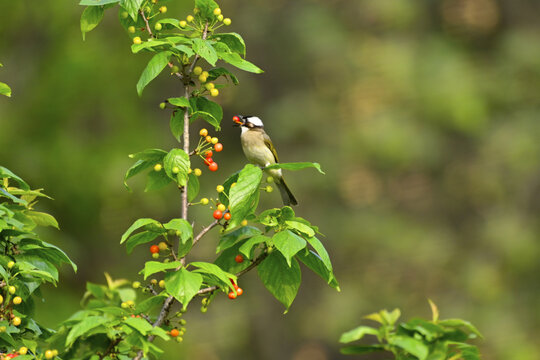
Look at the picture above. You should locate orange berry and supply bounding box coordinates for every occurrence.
[208,162,218,172]
[213,210,223,220]
[214,143,223,152]
[224,212,231,221]
[228,291,237,299]
[150,245,160,254]
[236,287,243,296]
[170,328,180,337]
[235,254,243,263]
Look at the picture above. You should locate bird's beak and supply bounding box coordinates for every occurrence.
[232,115,244,127]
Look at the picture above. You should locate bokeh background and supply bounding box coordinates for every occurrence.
[1,0,540,359]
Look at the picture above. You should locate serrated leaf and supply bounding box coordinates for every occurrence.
[297,250,339,291]
[120,0,143,20]
[213,240,251,273]
[165,268,202,310]
[141,261,181,280]
[272,230,306,267]
[163,219,192,244]
[131,40,170,54]
[129,149,167,161]
[266,162,325,174]
[167,97,190,107]
[65,316,110,347]
[192,38,218,66]
[217,226,261,253]
[438,319,482,338]
[124,316,153,335]
[228,164,263,228]
[212,33,246,56]
[80,6,104,40]
[170,110,185,142]
[189,96,223,130]
[306,236,333,273]
[136,51,171,96]
[187,173,200,202]
[285,220,314,237]
[207,67,239,85]
[190,261,236,289]
[121,218,160,243]
[257,252,301,313]
[145,169,172,191]
[239,234,269,259]
[0,167,29,190]
[163,148,190,186]
[339,326,379,343]
[135,294,167,313]
[25,211,59,229]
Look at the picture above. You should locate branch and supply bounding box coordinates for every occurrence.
[139,10,154,38]
[193,219,219,246]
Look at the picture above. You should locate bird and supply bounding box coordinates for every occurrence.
[233,115,298,206]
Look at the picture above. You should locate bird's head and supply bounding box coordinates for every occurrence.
[233,115,264,129]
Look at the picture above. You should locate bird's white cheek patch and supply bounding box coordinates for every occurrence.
[241,126,249,134]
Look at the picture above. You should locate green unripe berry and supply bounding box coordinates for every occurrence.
[171,65,180,73]
[267,246,274,253]
[176,336,184,342]
[201,306,208,313]
[223,18,232,26]
[179,319,186,325]
[159,6,167,13]
[200,198,209,205]
[217,14,224,21]
[213,8,221,15]
[150,279,158,285]
[154,23,163,31]
[126,300,135,307]
[172,166,180,174]
[132,281,141,289]
[266,185,273,193]
[0,326,6,333]
[205,83,215,90]
[159,102,166,109]
[154,163,162,171]
[187,15,194,22]
[121,302,129,309]
[266,176,274,183]
[121,11,129,19]
[193,8,199,14]
[159,280,165,288]
[128,26,136,33]
[198,74,207,83]
[152,253,160,259]
[193,66,203,75]
[194,168,202,176]
[144,6,151,13]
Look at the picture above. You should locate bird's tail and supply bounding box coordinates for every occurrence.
[277,178,298,206]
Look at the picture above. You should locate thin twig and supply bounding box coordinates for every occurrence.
[193,219,219,246]
[139,10,154,38]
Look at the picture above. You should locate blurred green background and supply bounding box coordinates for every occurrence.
[1,0,540,359]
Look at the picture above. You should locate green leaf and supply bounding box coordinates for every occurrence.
[228,164,263,228]
[213,240,251,273]
[121,218,160,243]
[136,294,167,313]
[306,236,333,272]
[187,173,200,202]
[219,52,263,73]
[217,226,261,253]
[120,0,143,20]
[25,211,59,229]
[129,148,167,161]
[136,51,172,96]
[207,67,239,85]
[239,234,269,259]
[80,6,104,40]
[297,250,340,291]
[163,148,190,186]
[131,40,170,54]
[174,44,195,57]
[189,96,223,130]
[192,38,218,66]
[266,162,325,174]
[141,261,181,280]
[212,33,246,56]
[340,345,385,355]
[170,110,185,142]
[124,161,152,190]
[80,0,119,4]
[163,219,192,244]
[65,316,111,347]
[124,316,153,335]
[0,167,29,189]
[190,262,236,289]
[167,97,190,108]
[0,82,11,97]
[285,220,314,237]
[145,167,172,191]
[391,336,429,360]
[339,326,379,343]
[257,252,301,313]
[438,319,483,338]
[194,0,219,18]
[272,230,306,267]
[165,268,202,310]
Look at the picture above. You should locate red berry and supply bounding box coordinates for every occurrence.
[213,210,223,220]
[236,287,243,296]
[228,291,237,299]
[150,245,160,254]
[170,328,180,337]
[214,143,223,152]
[208,162,218,171]
[224,212,231,221]
[204,158,213,166]
[235,254,244,263]
[232,115,241,123]
[205,150,213,158]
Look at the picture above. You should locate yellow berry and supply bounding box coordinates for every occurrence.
[205,82,215,90]
[121,302,129,309]
[210,88,219,97]
[133,36,142,45]
[159,280,166,288]
[194,8,200,14]
[13,296,22,305]
[223,18,232,25]
[159,6,167,13]
[266,185,273,193]
[8,286,16,294]
[151,279,158,285]
[154,164,162,171]
[7,261,14,269]
[12,317,21,326]
[158,242,168,251]
[216,185,224,193]
[201,71,209,77]
[128,26,136,33]
[200,198,209,205]
[126,300,135,307]
[241,219,248,226]
[132,281,141,289]
[19,347,28,355]
[193,66,203,76]
[121,11,129,19]
[0,326,5,333]
[217,204,226,212]
[194,168,202,176]
[199,74,207,83]
[151,0,157,3]
[266,176,274,183]
[152,253,159,259]
[155,23,163,31]
[205,136,212,143]
[0,295,3,304]
[179,20,187,28]
[52,350,59,357]
[187,15,194,22]
[199,128,208,137]
[213,8,221,15]
[45,350,54,359]
[211,137,219,144]
[217,14,224,21]
[172,166,180,174]
[188,168,193,174]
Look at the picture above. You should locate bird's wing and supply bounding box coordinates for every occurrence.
[263,132,279,163]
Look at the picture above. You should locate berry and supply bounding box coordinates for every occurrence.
[0,326,5,332]
[187,15,194,22]
[0,295,3,304]
[159,102,166,109]
[241,219,248,226]
[205,135,212,143]
[152,0,157,3]
[151,279,158,285]
[224,212,231,221]
[52,350,59,357]
[205,150,213,158]
[208,162,218,172]
[204,158,213,166]
[201,306,208,313]
[133,37,142,45]
[44,350,54,359]
[216,185,224,193]
[144,6,151,13]
[266,185,273,193]
[121,301,129,309]
[211,137,219,144]
[158,242,168,251]
[12,317,21,326]
[193,66,203,75]
[235,254,244,263]
[199,74,208,83]
[210,88,219,97]
[155,23,163,31]
[7,261,14,269]
[170,328,180,337]
[176,337,184,342]
[193,7,199,14]
[179,20,187,28]
[205,82,215,90]
[214,143,223,152]
[128,26,136,33]
[194,168,202,176]
[233,115,241,122]
[8,286,15,294]
[236,287,244,296]
[228,291,237,299]
[199,128,208,137]
[154,163,162,171]
[213,8,221,15]
[223,18,232,25]
[171,65,180,73]
[126,300,135,307]
[172,166,180,174]
[18,347,28,355]
[159,6,167,13]
[217,14,224,21]
[132,281,141,289]
[213,210,223,220]
[12,296,22,305]
[200,198,209,205]
[159,280,165,288]
[152,253,160,259]
[217,203,226,212]
[150,245,160,254]
[121,11,129,19]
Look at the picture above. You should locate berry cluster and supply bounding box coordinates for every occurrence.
[0,348,57,359]
[148,241,169,259]
[196,128,223,172]
[228,279,243,300]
